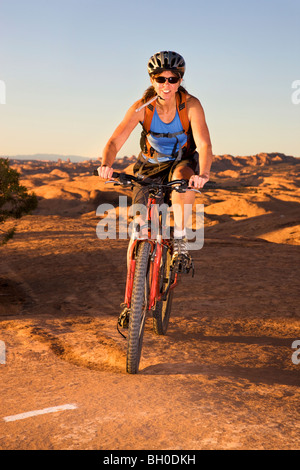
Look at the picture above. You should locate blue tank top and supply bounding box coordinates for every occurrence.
[142,108,188,163]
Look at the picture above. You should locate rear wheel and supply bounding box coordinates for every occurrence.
[126,241,151,374]
[153,245,174,335]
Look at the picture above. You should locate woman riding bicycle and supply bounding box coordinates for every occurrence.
[98,50,213,254]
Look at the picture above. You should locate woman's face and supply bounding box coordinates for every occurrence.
[151,71,182,102]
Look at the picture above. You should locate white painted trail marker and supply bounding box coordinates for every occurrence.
[3,404,78,422]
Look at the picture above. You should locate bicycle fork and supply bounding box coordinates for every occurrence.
[123,238,178,312]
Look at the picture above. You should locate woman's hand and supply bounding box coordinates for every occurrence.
[188,173,209,189]
[97,165,114,180]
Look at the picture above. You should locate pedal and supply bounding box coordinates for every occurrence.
[182,255,195,277]
[172,254,195,276]
[118,306,130,329]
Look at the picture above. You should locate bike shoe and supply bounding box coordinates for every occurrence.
[173,237,189,257]
[172,238,195,276]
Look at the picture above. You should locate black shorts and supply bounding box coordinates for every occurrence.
[132,152,199,206]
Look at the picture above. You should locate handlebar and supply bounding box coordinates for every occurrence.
[93,169,217,192]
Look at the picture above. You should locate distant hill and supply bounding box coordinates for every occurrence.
[2,154,93,163]
[2,152,298,169]
[211,152,298,172]
[2,154,139,164]
[113,153,299,171]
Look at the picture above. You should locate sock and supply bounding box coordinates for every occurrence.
[174,228,186,239]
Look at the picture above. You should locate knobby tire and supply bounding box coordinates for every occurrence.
[126,241,151,374]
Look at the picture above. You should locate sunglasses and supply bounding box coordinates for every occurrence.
[154,76,180,84]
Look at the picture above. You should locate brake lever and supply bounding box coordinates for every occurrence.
[187,187,202,194]
[105,179,133,187]
[174,185,201,194]
[105,180,120,185]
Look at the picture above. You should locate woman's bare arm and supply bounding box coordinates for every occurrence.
[187,95,213,188]
[98,101,144,179]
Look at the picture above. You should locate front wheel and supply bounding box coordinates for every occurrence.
[153,245,174,335]
[126,241,151,374]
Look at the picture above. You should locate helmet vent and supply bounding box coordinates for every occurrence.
[147,51,185,77]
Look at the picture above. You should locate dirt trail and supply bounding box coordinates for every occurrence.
[0,156,299,450]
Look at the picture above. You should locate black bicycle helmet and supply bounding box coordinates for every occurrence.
[147,51,186,77]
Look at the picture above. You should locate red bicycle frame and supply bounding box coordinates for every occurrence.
[124,196,178,311]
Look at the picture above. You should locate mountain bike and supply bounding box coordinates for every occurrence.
[94,169,214,374]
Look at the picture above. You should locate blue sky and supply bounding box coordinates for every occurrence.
[0,0,299,158]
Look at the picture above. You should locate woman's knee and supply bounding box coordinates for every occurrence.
[172,165,194,180]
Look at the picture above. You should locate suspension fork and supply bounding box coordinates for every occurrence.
[149,240,162,310]
[124,239,138,308]
[124,238,155,308]
[147,196,163,309]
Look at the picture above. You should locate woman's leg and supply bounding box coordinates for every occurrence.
[171,165,195,237]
